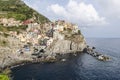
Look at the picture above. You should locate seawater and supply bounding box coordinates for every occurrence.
[11,38,120,80]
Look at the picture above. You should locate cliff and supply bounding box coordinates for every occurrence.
[45,21,86,55]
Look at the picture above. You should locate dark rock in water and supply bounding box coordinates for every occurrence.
[92,47,96,49]
[97,55,110,61]
[84,46,110,61]
[83,48,87,53]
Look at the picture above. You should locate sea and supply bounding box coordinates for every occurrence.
[11,38,120,80]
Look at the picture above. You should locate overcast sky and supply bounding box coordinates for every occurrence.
[23,0,120,38]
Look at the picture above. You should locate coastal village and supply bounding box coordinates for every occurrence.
[0,17,82,62]
[0,17,109,71]
[0,18,79,44]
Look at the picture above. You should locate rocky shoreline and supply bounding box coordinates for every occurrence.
[0,51,84,72]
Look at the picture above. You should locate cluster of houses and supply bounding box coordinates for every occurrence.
[7,19,79,49]
[53,20,79,40]
[0,18,22,27]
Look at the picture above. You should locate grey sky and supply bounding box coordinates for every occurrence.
[23,0,120,38]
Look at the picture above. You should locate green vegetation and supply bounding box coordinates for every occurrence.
[7,12,26,21]
[0,38,8,47]
[0,0,49,23]
[3,33,9,38]
[0,74,9,80]
[0,25,27,32]
[0,68,11,80]
[64,28,84,43]
[78,30,81,35]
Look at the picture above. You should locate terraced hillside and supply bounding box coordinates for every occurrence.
[0,0,49,23]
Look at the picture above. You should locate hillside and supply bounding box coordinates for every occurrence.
[0,0,49,23]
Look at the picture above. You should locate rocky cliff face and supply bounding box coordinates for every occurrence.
[46,35,86,55]
[48,39,86,54]
[0,34,33,69]
[45,21,87,55]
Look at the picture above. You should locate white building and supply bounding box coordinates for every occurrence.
[54,25,64,32]
[72,25,79,33]
[53,31,65,40]
[47,38,53,46]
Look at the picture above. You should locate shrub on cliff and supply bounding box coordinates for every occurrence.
[0,74,10,80]
[0,40,8,47]
[0,68,11,80]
